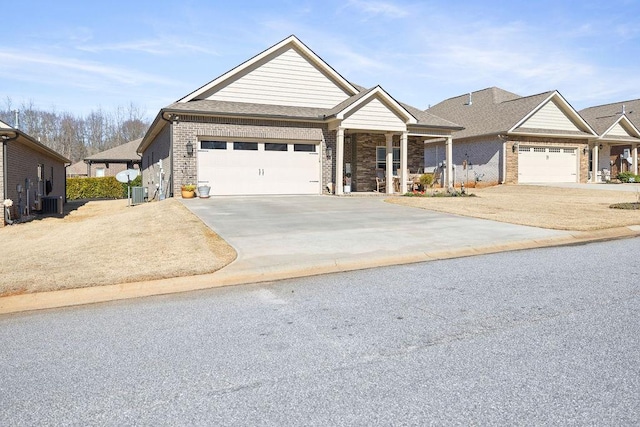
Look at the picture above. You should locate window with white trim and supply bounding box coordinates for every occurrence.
[376,146,400,172]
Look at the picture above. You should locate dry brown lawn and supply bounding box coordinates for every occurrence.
[389,185,640,231]
[0,199,236,296]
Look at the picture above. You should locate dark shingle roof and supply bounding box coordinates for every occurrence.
[427,87,560,139]
[85,138,143,162]
[579,99,640,135]
[164,89,461,129]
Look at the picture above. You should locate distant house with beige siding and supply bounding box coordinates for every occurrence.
[426,87,597,186]
[137,35,462,198]
[1,120,69,221]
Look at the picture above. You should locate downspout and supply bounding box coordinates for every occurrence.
[498,134,508,184]
[160,112,176,197]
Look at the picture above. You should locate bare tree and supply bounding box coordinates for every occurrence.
[0,102,150,163]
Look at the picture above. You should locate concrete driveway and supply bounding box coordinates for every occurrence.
[183,196,568,278]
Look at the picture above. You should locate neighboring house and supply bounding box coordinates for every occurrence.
[80,138,142,177]
[66,161,88,177]
[426,87,597,186]
[579,100,640,181]
[0,119,69,218]
[137,35,461,197]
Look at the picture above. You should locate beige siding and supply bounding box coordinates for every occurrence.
[517,100,581,132]
[342,98,406,132]
[606,122,632,137]
[206,48,350,108]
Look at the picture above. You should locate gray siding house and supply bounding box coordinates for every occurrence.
[426,87,597,186]
[137,35,461,198]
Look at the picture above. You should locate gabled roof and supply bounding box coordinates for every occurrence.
[325,86,417,124]
[179,35,359,103]
[139,36,462,153]
[84,138,143,162]
[579,99,640,139]
[67,161,88,176]
[0,123,70,164]
[427,87,595,140]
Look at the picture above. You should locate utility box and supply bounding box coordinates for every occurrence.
[42,196,64,215]
[131,187,145,205]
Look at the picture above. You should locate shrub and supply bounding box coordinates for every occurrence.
[67,176,141,200]
[617,172,637,183]
[419,173,434,188]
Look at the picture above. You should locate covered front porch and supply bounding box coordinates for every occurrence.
[334,130,453,195]
[589,141,639,182]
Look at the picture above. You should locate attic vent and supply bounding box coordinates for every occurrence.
[465,93,472,106]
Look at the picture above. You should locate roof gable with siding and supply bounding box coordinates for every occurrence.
[179,35,357,108]
[342,97,407,132]
[514,98,583,133]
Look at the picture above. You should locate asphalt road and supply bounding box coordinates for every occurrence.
[1,238,639,426]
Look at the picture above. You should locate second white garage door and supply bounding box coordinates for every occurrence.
[518,146,578,183]
[197,141,321,195]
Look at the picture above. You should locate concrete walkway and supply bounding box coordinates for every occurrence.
[2,195,640,314]
[532,182,640,192]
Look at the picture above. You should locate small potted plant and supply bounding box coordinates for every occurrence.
[181,184,196,198]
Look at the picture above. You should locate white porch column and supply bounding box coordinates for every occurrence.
[633,144,638,175]
[593,143,599,182]
[336,127,345,195]
[445,136,453,191]
[400,131,408,194]
[385,133,394,194]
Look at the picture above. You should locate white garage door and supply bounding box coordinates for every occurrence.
[518,146,578,183]
[197,141,321,195]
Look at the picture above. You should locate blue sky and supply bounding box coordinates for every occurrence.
[3,0,640,119]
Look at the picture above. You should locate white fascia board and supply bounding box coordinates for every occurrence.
[178,35,359,103]
[334,86,418,124]
[509,91,598,136]
[508,130,591,140]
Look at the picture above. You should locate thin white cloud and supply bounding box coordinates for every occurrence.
[77,38,218,56]
[0,49,175,87]
[346,0,409,18]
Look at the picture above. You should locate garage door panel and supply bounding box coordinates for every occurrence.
[518,146,577,183]
[197,143,320,195]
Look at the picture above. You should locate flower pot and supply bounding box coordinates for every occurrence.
[198,185,211,198]
[181,190,195,199]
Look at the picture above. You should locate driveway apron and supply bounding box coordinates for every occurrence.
[182,196,568,277]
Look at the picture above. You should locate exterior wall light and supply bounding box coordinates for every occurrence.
[327,147,333,160]
[186,141,194,157]
[512,142,519,153]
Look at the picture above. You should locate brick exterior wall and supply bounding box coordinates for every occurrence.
[88,161,140,177]
[2,137,66,217]
[139,115,454,196]
[350,133,424,192]
[142,116,336,197]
